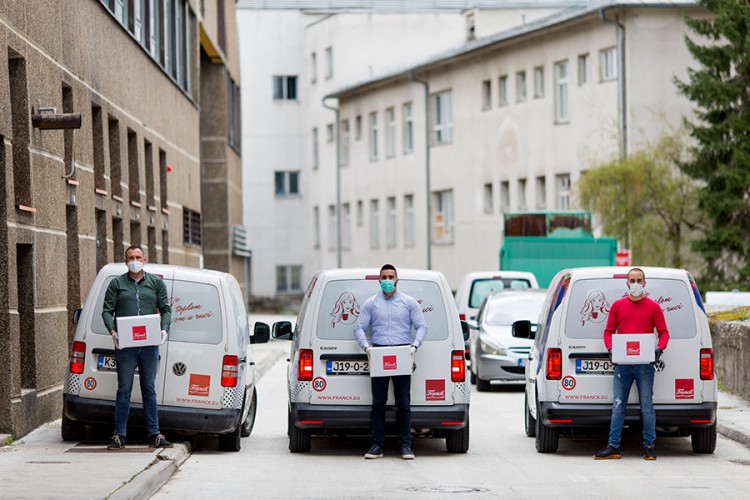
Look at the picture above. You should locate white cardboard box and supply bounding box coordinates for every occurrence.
[611,333,656,364]
[116,314,162,348]
[369,345,413,377]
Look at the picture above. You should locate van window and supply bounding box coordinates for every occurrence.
[316,279,449,341]
[564,278,697,340]
[91,276,117,334]
[469,278,531,308]
[169,280,223,344]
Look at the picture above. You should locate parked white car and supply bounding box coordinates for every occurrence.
[62,264,269,451]
[455,271,540,322]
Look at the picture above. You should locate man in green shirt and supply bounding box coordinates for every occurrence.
[102,245,172,450]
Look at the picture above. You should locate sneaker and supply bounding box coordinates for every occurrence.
[364,445,383,459]
[400,446,415,460]
[107,434,125,450]
[148,433,173,448]
[593,445,621,460]
[643,445,657,460]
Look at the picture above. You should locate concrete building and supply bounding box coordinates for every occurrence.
[0,0,243,438]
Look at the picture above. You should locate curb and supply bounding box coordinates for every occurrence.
[718,423,750,450]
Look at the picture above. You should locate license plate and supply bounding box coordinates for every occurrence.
[326,360,369,375]
[97,355,117,371]
[575,359,614,374]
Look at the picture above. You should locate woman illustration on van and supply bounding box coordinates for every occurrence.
[580,290,610,326]
[331,292,361,328]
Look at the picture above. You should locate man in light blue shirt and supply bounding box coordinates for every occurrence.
[354,264,427,460]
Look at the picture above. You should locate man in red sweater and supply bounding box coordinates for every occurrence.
[593,268,669,461]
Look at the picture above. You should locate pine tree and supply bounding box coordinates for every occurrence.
[675,0,750,288]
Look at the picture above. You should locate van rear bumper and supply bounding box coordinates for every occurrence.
[291,403,469,430]
[64,394,240,434]
[539,401,717,428]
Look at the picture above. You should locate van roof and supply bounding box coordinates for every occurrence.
[316,268,447,281]
[559,266,692,280]
[99,263,233,280]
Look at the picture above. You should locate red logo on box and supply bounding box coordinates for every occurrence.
[675,379,694,400]
[188,374,210,397]
[426,379,446,401]
[383,355,398,370]
[626,341,640,356]
[132,325,147,341]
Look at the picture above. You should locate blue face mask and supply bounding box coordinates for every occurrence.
[380,279,396,294]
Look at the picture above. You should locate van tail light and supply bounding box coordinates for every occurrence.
[70,341,86,374]
[451,350,466,382]
[546,348,562,380]
[459,314,466,321]
[700,348,714,380]
[221,355,239,387]
[298,349,314,381]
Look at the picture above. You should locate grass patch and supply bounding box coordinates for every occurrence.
[3,436,14,446]
[717,379,730,393]
[709,306,750,323]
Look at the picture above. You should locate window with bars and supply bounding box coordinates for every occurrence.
[183,207,201,246]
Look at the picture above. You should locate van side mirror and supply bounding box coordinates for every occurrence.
[272,321,293,341]
[512,320,535,339]
[72,308,82,325]
[252,323,270,344]
[460,320,470,341]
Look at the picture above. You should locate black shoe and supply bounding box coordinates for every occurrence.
[400,446,415,460]
[107,434,125,450]
[148,433,173,448]
[593,445,621,460]
[643,445,657,460]
[364,445,383,459]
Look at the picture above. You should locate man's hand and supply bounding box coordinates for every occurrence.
[160,330,168,345]
[608,349,612,362]
[655,348,663,362]
[111,331,120,350]
[365,346,371,364]
[411,345,417,358]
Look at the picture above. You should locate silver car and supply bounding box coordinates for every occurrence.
[468,289,546,391]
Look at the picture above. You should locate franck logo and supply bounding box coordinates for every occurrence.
[383,355,398,370]
[132,325,147,341]
[626,341,640,356]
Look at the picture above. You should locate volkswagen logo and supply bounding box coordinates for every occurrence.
[172,362,187,376]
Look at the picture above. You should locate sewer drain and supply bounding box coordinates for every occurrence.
[406,486,490,494]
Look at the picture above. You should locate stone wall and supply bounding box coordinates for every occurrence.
[712,320,750,402]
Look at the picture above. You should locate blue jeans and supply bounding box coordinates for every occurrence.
[114,345,160,437]
[608,363,656,448]
[370,374,412,449]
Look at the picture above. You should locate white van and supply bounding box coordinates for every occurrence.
[514,266,717,454]
[455,271,540,322]
[257,268,471,453]
[62,264,269,451]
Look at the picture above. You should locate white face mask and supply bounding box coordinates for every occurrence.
[127,260,144,274]
[629,282,644,297]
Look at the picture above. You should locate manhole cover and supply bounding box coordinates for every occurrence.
[406,486,491,494]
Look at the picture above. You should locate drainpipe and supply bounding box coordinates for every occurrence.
[322,97,342,268]
[408,71,431,270]
[599,9,627,158]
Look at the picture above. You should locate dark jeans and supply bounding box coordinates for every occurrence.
[114,345,160,437]
[370,374,411,448]
[608,363,656,448]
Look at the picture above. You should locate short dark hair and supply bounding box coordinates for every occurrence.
[125,245,144,258]
[628,267,645,280]
[380,263,397,277]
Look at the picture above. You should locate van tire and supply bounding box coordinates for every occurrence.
[240,388,258,437]
[469,368,477,385]
[476,376,491,392]
[446,416,470,453]
[218,422,242,452]
[535,402,559,453]
[524,394,536,438]
[288,410,311,453]
[691,423,717,454]
[61,413,85,442]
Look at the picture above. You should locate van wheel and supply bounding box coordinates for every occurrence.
[446,416,470,453]
[240,389,258,438]
[288,410,311,453]
[218,421,242,452]
[476,376,491,392]
[691,423,717,454]
[61,412,85,442]
[524,394,536,438]
[534,402,559,453]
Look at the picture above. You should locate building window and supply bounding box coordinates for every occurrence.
[312,127,319,170]
[276,265,303,293]
[313,206,320,248]
[554,60,570,123]
[356,200,364,227]
[341,119,350,167]
[500,181,510,212]
[325,46,333,79]
[536,175,547,209]
[310,52,317,83]
[342,203,351,250]
[404,194,415,247]
[481,79,491,110]
[600,47,617,81]
[433,190,454,244]
[228,76,241,152]
[355,115,362,141]
[498,75,508,106]
[431,90,453,144]
[518,178,527,209]
[578,53,589,85]
[483,183,493,214]
[326,123,334,143]
[386,197,397,248]
[516,71,527,102]
[327,205,336,251]
[534,66,545,98]
[403,102,413,155]
[275,171,300,196]
[556,174,571,210]
[385,107,396,158]
[369,111,379,161]
[370,199,380,249]
[272,75,297,100]
[183,207,201,246]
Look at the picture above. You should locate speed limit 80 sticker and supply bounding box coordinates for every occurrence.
[561,376,576,391]
[312,377,327,392]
